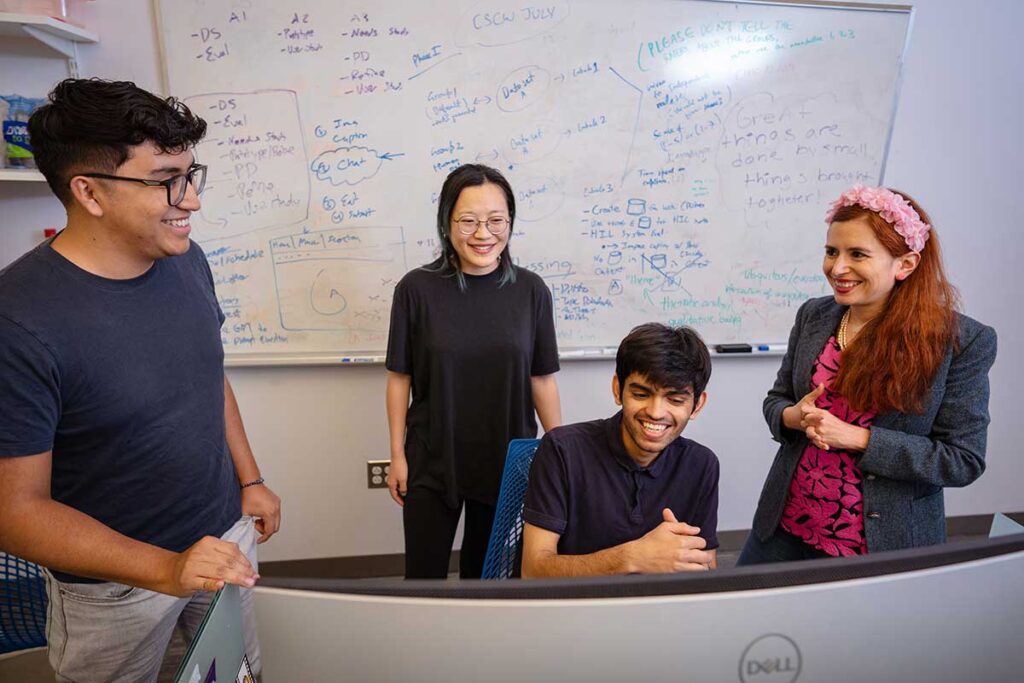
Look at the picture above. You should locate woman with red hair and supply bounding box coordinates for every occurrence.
[739,186,997,564]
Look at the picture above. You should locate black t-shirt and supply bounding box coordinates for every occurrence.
[523,412,720,554]
[386,265,559,506]
[0,239,241,582]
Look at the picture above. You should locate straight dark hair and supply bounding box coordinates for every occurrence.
[616,324,712,397]
[28,78,207,205]
[424,164,517,291]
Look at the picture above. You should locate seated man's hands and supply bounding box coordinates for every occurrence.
[627,508,712,573]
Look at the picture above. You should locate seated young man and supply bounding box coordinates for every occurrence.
[522,323,719,577]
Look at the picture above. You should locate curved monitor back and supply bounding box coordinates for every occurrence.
[255,534,1024,681]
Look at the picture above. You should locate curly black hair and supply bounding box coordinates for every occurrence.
[28,78,207,205]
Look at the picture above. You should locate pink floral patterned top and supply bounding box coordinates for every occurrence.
[779,335,875,557]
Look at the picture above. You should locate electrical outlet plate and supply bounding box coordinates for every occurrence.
[367,460,390,489]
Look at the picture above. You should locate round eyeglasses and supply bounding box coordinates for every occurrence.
[453,216,510,236]
[78,164,208,207]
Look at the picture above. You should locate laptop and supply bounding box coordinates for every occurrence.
[173,584,253,683]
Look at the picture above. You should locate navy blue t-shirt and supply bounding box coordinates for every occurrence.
[523,412,719,554]
[0,238,241,582]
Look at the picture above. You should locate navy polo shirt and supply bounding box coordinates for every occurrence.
[523,411,719,555]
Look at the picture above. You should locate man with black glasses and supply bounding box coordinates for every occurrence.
[0,78,280,681]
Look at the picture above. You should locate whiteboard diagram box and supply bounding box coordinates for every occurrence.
[270,227,406,332]
[188,90,310,237]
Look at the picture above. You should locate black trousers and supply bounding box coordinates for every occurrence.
[402,487,496,579]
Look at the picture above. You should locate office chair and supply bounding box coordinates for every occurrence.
[481,438,541,579]
[0,552,48,654]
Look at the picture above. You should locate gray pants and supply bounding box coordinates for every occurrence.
[45,516,261,683]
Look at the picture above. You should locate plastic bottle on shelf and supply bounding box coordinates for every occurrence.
[3,97,31,168]
[3,96,41,168]
[0,96,8,169]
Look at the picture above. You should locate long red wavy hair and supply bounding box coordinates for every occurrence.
[830,191,959,414]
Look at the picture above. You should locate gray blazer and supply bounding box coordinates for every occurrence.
[753,296,998,553]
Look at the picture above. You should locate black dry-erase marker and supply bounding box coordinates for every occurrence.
[714,343,753,353]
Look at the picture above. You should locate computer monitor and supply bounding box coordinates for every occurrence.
[173,585,253,683]
[254,534,1024,681]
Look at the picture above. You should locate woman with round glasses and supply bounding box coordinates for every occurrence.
[739,186,997,565]
[385,164,562,579]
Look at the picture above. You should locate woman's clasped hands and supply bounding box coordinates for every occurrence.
[791,383,870,453]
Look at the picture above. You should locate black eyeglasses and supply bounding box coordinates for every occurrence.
[78,164,208,207]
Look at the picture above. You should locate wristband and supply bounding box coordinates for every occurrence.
[240,477,265,489]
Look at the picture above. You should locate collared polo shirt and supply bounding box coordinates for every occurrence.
[523,411,719,555]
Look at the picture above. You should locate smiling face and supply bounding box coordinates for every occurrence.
[448,182,511,275]
[75,140,201,269]
[824,216,919,320]
[613,372,707,467]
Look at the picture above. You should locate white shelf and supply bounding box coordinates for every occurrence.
[0,12,96,67]
[0,15,96,180]
[0,12,97,42]
[0,168,46,182]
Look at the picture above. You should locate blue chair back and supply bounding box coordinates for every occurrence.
[0,553,48,654]
[481,438,541,579]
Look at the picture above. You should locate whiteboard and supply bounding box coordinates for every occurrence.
[155,0,911,364]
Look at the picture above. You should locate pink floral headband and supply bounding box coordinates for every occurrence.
[825,185,931,253]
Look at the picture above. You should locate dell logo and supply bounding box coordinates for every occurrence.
[739,634,802,683]
[746,658,798,674]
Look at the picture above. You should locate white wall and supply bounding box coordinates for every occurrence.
[883,0,1023,530]
[1,0,1020,562]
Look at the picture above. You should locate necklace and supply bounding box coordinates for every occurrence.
[838,309,851,350]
